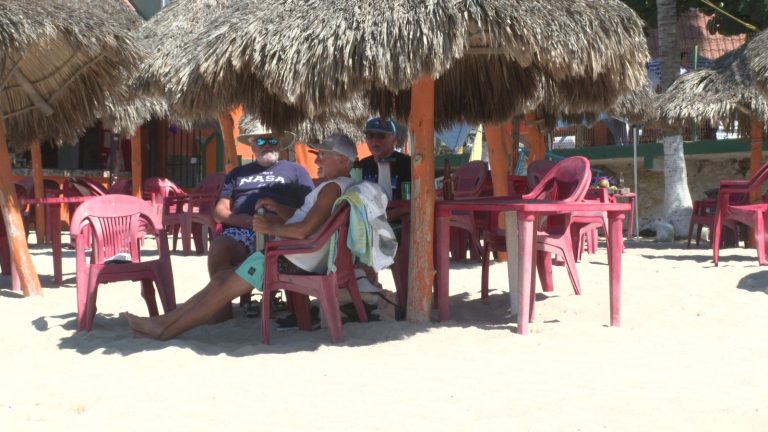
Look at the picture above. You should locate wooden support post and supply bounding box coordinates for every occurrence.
[524,113,546,163]
[218,112,238,173]
[749,120,764,203]
[0,121,41,296]
[407,75,436,323]
[131,130,142,198]
[30,141,45,244]
[485,123,510,262]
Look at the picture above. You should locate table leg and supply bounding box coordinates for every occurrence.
[49,204,62,285]
[504,212,537,334]
[607,211,624,327]
[435,206,451,321]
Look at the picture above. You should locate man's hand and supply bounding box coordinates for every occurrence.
[254,198,295,221]
[252,213,273,234]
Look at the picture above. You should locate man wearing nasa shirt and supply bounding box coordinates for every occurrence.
[208,128,314,295]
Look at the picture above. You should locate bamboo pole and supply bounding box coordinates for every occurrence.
[218,112,238,172]
[30,141,45,244]
[131,130,142,197]
[407,75,436,323]
[750,120,764,198]
[0,121,41,296]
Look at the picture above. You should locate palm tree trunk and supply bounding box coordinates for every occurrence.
[657,0,692,236]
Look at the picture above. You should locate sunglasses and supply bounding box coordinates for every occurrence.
[253,137,280,146]
[365,132,388,140]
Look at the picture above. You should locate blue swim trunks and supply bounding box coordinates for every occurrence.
[234,251,265,291]
[222,227,258,254]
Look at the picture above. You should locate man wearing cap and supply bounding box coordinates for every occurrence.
[126,134,359,340]
[359,117,411,205]
[208,127,314,291]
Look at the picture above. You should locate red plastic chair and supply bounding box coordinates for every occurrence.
[15,178,60,241]
[481,156,592,298]
[107,179,133,195]
[687,198,746,249]
[260,202,368,344]
[143,177,187,217]
[162,172,225,255]
[70,195,176,331]
[570,187,610,262]
[0,210,10,276]
[712,162,768,266]
[449,161,489,261]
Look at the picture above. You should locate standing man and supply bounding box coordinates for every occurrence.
[208,127,314,283]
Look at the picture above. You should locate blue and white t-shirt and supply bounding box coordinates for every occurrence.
[220,160,314,217]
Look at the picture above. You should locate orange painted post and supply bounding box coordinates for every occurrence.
[407,75,436,323]
[484,123,510,262]
[524,113,546,163]
[749,120,764,203]
[0,121,41,296]
[30,141,45,244]
[218,112,239,172]
[131,130,142,197]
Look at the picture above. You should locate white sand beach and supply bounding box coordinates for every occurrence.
[2,238,768,431]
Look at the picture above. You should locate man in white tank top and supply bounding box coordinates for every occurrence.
[126,134,358,340]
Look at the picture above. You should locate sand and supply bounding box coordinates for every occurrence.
[2,238,768,431]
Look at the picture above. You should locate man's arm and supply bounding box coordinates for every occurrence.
[213,197,252,228]
[252,183,342,240]
[254,197,297,221]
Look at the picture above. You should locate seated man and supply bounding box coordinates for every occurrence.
[208,126,314,318]
[358,117,411,310]
[126,134,358,340]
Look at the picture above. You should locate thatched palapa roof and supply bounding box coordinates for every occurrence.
[136,0,304,129]
[0,0,143,150]
[657,45,768,127]
[746,30,768,99]
[87,0,170,137]
[240,97,368,144]
[188,0,648,129]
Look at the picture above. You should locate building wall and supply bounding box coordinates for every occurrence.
[596,157,750,234]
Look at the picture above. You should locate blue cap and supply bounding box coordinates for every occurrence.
[363,117,396,134]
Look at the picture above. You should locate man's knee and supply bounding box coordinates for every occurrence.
[208,236,248,274]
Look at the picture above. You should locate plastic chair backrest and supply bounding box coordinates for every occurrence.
[16,177,60,198]
[524,156,592,203]
[193,172,226,194]
[70,195,162,264]
[108,179,133,195]
[453,161,489,198]
[526,160,558,190]
[143,177,186,210]
[73,177,108,195]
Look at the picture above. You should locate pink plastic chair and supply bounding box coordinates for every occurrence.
[481,156,592,298]
[449,161,489,261]
[70,195,176,331]
[260,202,368,344]
[15,178,60,242]
[712,161,768,266]
[570,187,610,262]
[162,172,225,255]
[107,179,133,195]
[0,211,10,276]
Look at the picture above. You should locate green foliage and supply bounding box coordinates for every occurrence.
[620,0,767,34]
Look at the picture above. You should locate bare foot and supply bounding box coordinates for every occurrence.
[125,312,165,340]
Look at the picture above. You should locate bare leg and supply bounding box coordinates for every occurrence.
[127,269,254,340]
[207,235,250,322]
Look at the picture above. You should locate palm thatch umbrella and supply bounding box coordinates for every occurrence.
[658,46,768,126]
[0,0,143,296]
[660,44,768,198]
[178,0,649,322]
[135,0,308,172]
[190,0,648,122]
[747,30,768,99]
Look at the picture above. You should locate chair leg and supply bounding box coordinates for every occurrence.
[318,279,344,343]
[536,251,554,293]
[345,277,368,323]
[78,271,100,331]
[261,286,272,345]
[561,240,582,295]
[480,241,491,299]
[141,279,160,316]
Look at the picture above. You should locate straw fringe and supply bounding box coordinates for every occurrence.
[0,0,143,150]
